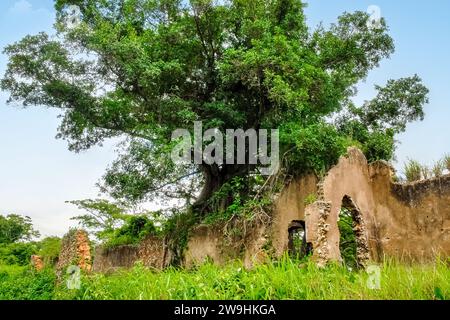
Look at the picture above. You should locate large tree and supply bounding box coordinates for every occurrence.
[1,0,429,214]
[0,214,40,244]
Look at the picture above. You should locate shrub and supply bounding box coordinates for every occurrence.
[0,267,56,300]
[404,159,422,182]
[37,237,61,266]
[104,215,158,248]
[280,122,349,176]
[362,130,395,163]
[0,242,37,266]
[432,160,445,178]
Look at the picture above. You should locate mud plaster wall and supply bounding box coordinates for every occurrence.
[305,148,450,264]
[92,236,169,273]
[88,148,448,270]
[184,222,269,268]
[185,148,450,266]
[270,174,318,257]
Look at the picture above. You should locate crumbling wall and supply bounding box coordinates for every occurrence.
[86,148,449,270]
[305,148,450,265]
[184,225,227,267]
[184,222,270,268]
[368,160,450,262]
[31,255,44,271]
[270,175,318,257]
[56,229,92,272]
[184,148,450,267]
[92,236,169,273]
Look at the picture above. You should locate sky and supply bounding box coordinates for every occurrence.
[0,0,449,238]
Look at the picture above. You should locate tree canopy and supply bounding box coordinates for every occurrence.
[1,0,429,215]
[0,214,40,244]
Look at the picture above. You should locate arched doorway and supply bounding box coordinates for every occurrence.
[337,196,369,268]
[288,220,312,259]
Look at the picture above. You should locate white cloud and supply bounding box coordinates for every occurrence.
[9,0,33,14]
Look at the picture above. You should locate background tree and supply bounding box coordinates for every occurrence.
[1,0,429,215]
[69,199,128,240]
[0,214,40,266]
[0,214,40,244]
[69,199,161,246]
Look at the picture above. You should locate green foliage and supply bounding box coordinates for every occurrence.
[1,258,449,300]
[337,209,358,270]
[280,122,351,175]
[202,174,272,227]
[70,198,162,248]
[162,210,200,266]
[37,237,62,266]
[70,199,129,241]
[0,0,429,210]
[0,215,42,267]
[0,214,40,244]
[337,119,396,163]
[361,130,395,163]
[0,242,37,266]
[55,258,449,300]
[404,159,422,182]
[203,197,272,226]
[104,215,159,248]
[304,194,317,206]
[0,266,56,300]
[354,75,429,133]
[432,160,445,178]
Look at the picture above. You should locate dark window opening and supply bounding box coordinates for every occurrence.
[288,220,312,259]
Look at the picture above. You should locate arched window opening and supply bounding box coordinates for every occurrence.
[288,220,312,259]
[338,196,369,269]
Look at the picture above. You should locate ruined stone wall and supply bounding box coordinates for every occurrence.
[304,148,450,265]
[185,148,450,266]
[92,236,169,273]
[31,255,44,271]
[369,160,450,262]
[270,174,318,257]
[88,148,449,270]
[184,222,269,268]
[56,229,92,272]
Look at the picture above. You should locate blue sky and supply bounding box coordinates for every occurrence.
[0,0,449,237]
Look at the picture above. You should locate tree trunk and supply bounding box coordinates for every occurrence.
[193,163,249,215]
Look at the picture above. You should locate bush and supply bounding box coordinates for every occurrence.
[362,130,395,163]
[104,215,158,248]
[404,159,422,182]
[37,237,61,266]
[0,266,56,300]
[280,122,350,176]
[0,242,37,266]
[432,160,445,178]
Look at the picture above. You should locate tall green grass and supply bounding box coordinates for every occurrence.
[56,258,449,300]
[0,265,56,300]
[1,258,448,300]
